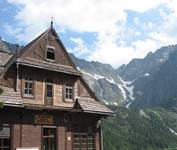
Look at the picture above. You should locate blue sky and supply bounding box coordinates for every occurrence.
[0,0,177,68]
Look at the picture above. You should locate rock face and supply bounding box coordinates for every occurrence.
[0,37,18,53]
[70,53,127,106]
[117,45,177,108]
[117,45,176,81]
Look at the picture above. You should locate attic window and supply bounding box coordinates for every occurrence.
[46,46,55,61]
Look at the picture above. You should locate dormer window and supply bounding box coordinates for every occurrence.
[46,46,55,61]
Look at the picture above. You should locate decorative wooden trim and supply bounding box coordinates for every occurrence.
[32,50,44,59]
[39,44,45,57]
[5,76,14,89]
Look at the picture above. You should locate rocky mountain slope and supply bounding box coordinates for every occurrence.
[70,53,128,106]
[0,37,18,54]
[117,45,177,108]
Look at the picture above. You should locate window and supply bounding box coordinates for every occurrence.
[45,79,53,105]
[24,76,33,96]
[0,125,11,150]
[65,82,73,100]
[46,46,55,61]
[72,133,95,150]
[43,127,56,150]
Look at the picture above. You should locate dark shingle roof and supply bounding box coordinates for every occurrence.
[73,98,114,115]
[0,86,22,106]
[0,51,13,66]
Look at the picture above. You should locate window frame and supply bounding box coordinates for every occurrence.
[45,79,54,106]
[42,127,57,150]
[23,75,34,98]
[46,45,55,62]
[63,81,74,102]
[0,124,11,150]
[72,133,95,150]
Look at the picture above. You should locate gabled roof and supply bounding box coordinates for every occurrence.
[18,27,78,68]
[0,50,13,67]
[0,50,16,78]
[15,26,81,76]
[18,28,50,58]
[72,98,114,116]
[0,26,82,77]
[50,27,78,69]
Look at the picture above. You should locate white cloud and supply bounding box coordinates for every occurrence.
[5,0,177,67]
[89,37,159,68]
[132,39,158,57]
[6,0,171,40]
[89,42,135,68]
[69,37,90,55]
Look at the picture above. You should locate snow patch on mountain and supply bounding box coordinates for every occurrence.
[117,83,127,100]
[119,77,135,108]
[78,68,127,102]
[144,73,150,77]
[169,128,177,136]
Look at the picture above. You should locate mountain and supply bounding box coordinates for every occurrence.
[117,45,176,81]
[103,107,177,150]
[117,45,177,108]
[0,37,19,54]
[70,53,128,106]
[132,48,177,108]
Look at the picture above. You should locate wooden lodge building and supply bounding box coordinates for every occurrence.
[0,24,113,150]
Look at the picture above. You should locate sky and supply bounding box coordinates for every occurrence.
[0,0,177,68]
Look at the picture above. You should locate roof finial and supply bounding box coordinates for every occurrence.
[51,17,53,28]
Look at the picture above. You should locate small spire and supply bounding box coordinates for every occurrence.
[51,17,53,28]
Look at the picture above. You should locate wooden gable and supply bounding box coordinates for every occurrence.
[77,77,98,100]
[19,27,76,68]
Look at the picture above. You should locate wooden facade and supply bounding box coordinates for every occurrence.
[0,25,113,150]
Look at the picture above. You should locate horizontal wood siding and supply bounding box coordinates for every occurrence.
[21,125,41,148]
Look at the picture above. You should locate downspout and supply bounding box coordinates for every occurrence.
[16,63,19,92]
[16,46,22,147]
[97,119,103,150]
[100,121,103,150]
[16,46,19,92]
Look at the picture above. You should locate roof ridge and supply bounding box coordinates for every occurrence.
[18,27,51,57]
